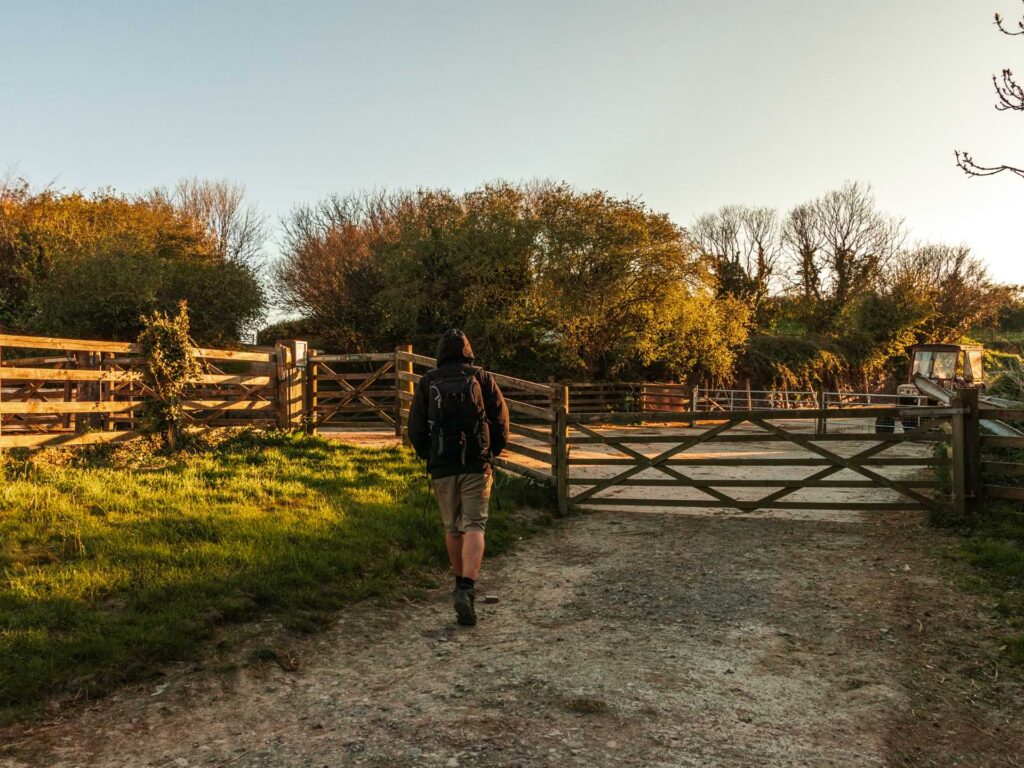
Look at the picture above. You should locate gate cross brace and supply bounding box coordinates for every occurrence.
[747,418,945,510]
[569,418,743,505]
[569,420,750,508]
[315,361,396,427]
[750,418,941,511]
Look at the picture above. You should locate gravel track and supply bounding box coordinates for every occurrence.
[3,506,1022,767]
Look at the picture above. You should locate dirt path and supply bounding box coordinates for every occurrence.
[3,509,1022,767]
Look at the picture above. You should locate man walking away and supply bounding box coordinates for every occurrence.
[408,329,510,626]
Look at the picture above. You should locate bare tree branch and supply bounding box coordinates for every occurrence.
[959,7,1024,178]
[995,2,1024,35]
[994,68,1024,110]
[955,150,1024,179]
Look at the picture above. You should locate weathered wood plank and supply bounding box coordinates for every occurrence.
[182,400,275,411]
[0,333,137,354]
[570,406,961,423]
[309,353,395,363]
[981,435,1024,449]
[489,372,553,396]
[510,422,553,444]
[395,351,437,368]
[978,409,1024,421]
[0,401,143,414]
[983,484,1024,501]
[501,440,552,463]
[982,461,1024,477]
[0,430,141,449]
[573,497,927,511]
[492,456,554,484]
[504,398,555,422]
[567,477,940,488]
[0,367,141,383]
[568,456,945,466]
[567,432,949,445]
[196,348,275,363]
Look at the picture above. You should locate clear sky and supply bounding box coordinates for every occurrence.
[2,0,1022,282]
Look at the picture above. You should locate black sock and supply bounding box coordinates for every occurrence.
[460,577,476,590]
[454,575,462,589]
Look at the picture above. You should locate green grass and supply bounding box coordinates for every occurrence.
[0,431,555,723]
[931,482,1024,667]
[954,507,1024,665]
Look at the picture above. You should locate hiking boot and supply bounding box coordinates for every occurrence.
[453,587,477,626]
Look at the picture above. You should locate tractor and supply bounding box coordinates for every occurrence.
[875,343,985,433]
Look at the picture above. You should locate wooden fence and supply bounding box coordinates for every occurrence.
[0,333,295,450]
[3,332,1003,518]
[561,406,955,515]
[390,346,564,488]
[978,394,1024,508]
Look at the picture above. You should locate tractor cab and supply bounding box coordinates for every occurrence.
[879,344,985,433]
[904,343,985,392]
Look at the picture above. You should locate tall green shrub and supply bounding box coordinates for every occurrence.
[137,302,205,451]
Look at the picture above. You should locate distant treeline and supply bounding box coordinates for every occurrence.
[2,176,1019,387]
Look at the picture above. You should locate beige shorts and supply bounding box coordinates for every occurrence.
[432,473,492,534]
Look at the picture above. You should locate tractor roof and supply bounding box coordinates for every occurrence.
[911,343,985,353]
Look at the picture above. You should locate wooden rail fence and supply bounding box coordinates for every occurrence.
[1,333,292,450]
[3,332,999,518]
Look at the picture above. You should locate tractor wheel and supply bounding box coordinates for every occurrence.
[875,416,896,434]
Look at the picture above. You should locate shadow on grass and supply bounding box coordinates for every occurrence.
[0,431,556,723]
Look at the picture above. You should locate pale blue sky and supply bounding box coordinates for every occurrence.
[2,1,1022,282]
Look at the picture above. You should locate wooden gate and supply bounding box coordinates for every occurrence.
[1,333,282,449]
[306,353,398,430]
[562,406,959,514]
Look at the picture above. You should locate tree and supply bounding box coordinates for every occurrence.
[168,178,269,266]
[528,184,711,379]
[780,182,904,332]
[889,244,1016,340]
[689,205,780,328]
[955,4,1024,179]
[273,181,746,382]
[0,181,265,344]
[781,202,823,306]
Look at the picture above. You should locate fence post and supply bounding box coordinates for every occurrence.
[274,341,295,429]
[816,389,827,435]
[962,387,982,513]
[950,391,967,517]
[74,350,101,433]
[395,344,414,442]
[305,356,318,435]
[690,385,699,428]
[550,384,569,515]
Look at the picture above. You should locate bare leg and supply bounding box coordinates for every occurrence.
[445,532,464,577]
[460,531,485,581]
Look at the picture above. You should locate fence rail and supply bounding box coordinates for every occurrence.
[0,333,289,449]
[4,332,1008,518]
[978,404,1024,509]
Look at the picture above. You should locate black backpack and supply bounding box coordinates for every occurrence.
[427,367,490,467]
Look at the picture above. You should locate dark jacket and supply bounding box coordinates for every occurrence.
[407,331,510,479]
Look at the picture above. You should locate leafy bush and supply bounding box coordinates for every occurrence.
[0,181,265,344]
[274,182,749,383]
[137,302,206,450]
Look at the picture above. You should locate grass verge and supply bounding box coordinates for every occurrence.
[929,444,1024,668]
[0,430,555,724]
[949,505,1024,665]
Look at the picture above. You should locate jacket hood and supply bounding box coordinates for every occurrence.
[436,329,475,365]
